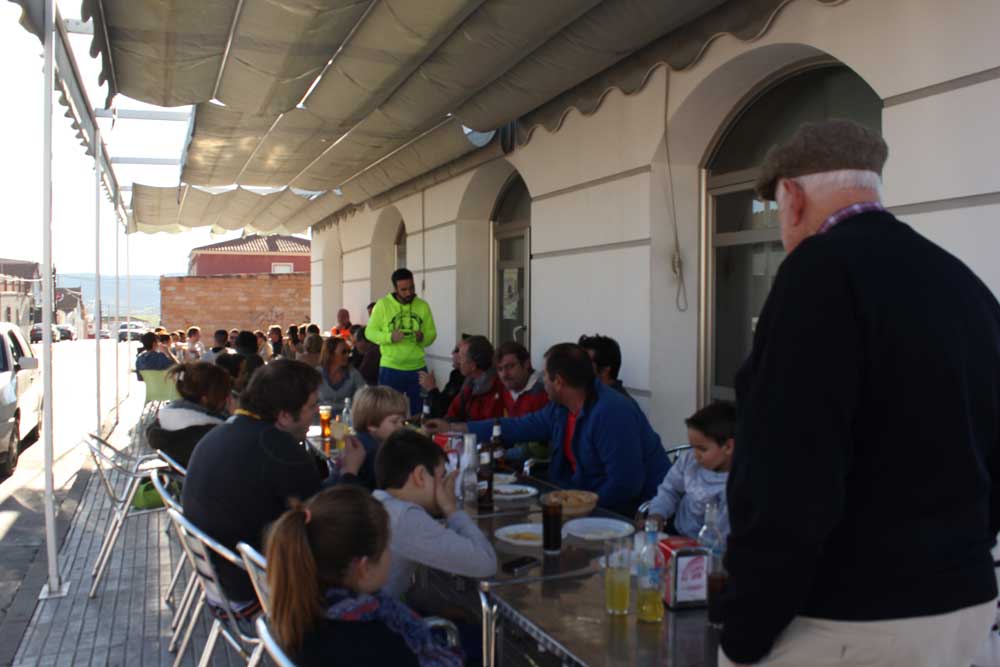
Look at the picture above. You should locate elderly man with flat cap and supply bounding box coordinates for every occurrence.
[720,119,1000,667]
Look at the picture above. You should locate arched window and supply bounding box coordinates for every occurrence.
[394,222,407,270]
[704,65,882,402]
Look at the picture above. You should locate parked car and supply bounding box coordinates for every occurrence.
[0,323,42,474]
[29,323,60,344]
[56,325,77,341]
[118,322,147,342]
[99,329,111,339]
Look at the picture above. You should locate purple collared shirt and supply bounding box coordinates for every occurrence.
[817,201,886,235]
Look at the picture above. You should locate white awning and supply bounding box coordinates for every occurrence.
[11,0,839,233]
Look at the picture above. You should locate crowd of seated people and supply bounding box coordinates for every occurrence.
[145,302,715,665]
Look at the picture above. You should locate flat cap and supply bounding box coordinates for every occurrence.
[754,119,888,200]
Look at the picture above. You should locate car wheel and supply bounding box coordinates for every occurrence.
[1,414,19,476]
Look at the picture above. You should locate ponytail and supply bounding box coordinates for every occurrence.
[264,487,390,655]
[265,499,320,653]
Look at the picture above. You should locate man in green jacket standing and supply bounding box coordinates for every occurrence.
[365,268,437,415]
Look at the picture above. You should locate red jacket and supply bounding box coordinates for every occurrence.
[446,370,506,422]
[501,370,549,417]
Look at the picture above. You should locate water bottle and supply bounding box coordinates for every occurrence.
[637,518,665,623]
[340,397,353,432]
[459,433,479,507]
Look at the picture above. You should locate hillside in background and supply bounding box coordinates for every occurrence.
[57,273,166,324]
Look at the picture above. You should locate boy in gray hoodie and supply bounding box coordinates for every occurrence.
[372,429,497,598]
[648,401,736,538]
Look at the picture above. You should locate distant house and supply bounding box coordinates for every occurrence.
[187,234,310,276]
[55,286,87,334]
[0,258,41,331]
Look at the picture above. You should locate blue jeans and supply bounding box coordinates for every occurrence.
[378,366,425,416]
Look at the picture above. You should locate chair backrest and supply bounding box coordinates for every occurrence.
[86,433,147,502]
[237,542,271,616]
[165,508,255,645]
[156,449,188,477]
[149,468,183,514]
[140,370,181,403]
[665,444,693,464]
[254,616,299,667]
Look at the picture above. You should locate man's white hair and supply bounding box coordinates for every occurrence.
[784,169,883,199]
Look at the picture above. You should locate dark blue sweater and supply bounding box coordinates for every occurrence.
[469,380,669,515]
[723,211,1000,663]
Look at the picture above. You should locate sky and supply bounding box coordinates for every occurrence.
[0,2,301,277]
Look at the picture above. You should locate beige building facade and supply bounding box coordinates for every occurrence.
[310,0,1000,442]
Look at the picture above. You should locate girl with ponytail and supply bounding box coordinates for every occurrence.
[265,486,463,667]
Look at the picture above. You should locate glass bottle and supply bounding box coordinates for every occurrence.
[698,496,727,628]
[340,397,353,433]
[637,518,665,622]
[419,399,431,428]
[459,433,479,508]
[477,425,495,512]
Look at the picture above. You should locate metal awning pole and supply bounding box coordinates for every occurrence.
[40,0,65,599]
[126,226,131,398]
[114,202,120,416]
[94,126,102,434]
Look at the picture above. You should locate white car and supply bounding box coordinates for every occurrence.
[0,323,41,474]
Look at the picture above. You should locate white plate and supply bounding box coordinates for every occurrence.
[562,518,635,541]
[495,523,543,547]
[494,473,517,485]
[493,484,539,500]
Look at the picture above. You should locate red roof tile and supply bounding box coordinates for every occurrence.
[190,234,310,255]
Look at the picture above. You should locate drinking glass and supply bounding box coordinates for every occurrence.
[542,496,562,554]
[604,536,631,615]
[318,405,333,438]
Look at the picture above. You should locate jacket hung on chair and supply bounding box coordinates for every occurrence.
[146,399,226,468]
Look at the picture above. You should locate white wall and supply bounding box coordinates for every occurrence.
[311,0,1000,445]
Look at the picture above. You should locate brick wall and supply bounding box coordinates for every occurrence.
[190,253,311,276]
[160,273,311,334]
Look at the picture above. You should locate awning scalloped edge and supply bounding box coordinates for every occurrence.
[515,0,846,145]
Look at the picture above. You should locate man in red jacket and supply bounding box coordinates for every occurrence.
[445,335,505,422]
[495,341,548,417]
[495,341,550,464]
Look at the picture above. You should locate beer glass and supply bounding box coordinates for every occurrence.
[604,537,631,615]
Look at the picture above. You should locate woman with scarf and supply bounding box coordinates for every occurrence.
[146,362,233,467]
[317,336,366,413]
[266,485,463,667]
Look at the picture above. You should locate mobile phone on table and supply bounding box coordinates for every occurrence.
[502,556,539,575]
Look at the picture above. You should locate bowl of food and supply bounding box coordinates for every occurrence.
[540,490,598,518]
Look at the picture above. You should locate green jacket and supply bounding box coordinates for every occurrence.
[364,293,437,371]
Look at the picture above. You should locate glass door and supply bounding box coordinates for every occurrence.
[495,228,529,346]
[492,175,531,348]
[709,184,786,401]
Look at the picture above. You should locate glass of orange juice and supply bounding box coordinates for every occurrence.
[604,537,631,615]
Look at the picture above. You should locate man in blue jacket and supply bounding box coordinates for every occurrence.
[428,343,669,516]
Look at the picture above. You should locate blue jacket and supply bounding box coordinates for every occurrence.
[468,381,670,516]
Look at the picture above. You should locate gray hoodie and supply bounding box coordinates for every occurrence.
[648,450,730,539]
[372,490,497,598]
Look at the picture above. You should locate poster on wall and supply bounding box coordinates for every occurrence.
[502,269,519,320]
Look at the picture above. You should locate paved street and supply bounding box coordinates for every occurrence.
[0,340,139,665]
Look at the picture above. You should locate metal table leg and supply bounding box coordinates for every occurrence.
[479,589,498,667]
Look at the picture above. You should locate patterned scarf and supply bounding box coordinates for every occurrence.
[323,588,463,667]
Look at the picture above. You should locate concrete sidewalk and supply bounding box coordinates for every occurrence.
[5,397,246,667]
[0,389,137,667]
